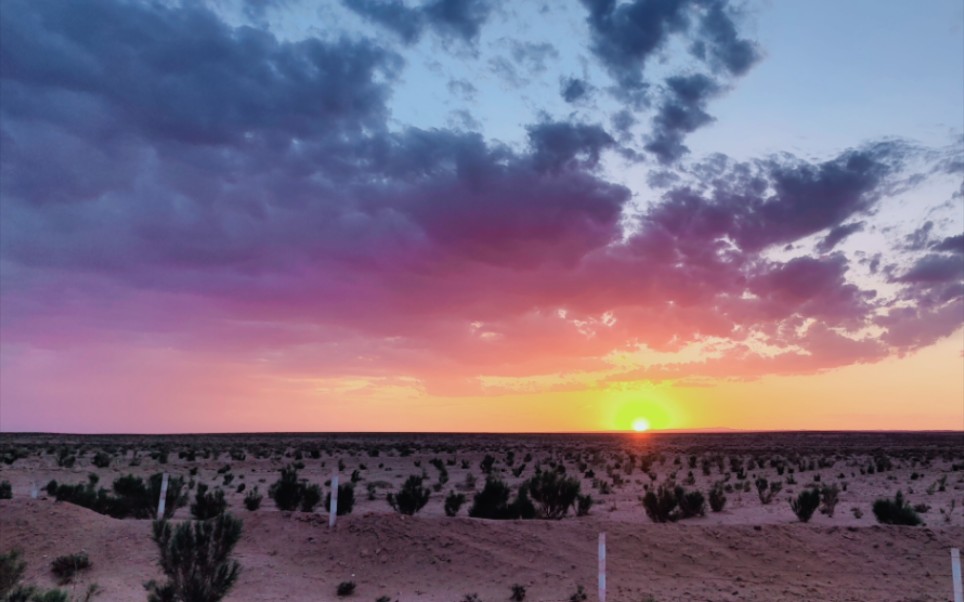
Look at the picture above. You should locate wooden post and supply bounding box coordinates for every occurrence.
[156,473,169,520]
[598,532,606,602]
[952,548,962,602]
[329,471,339,529]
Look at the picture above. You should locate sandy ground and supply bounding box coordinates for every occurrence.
[1,431,962,601]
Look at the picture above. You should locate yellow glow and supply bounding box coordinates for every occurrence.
[631,417,650,432]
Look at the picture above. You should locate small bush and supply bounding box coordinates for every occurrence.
[324,483,355,515]
[300,484,322,512]
[1,549,27,598]
[708,483,726,512]
[790,488,820,522]
[468,477,534,520]
[510,584,526,601]
[0,480,11,500]
[191,483,228,520]
[3,550,96,602]
[336,580,355,596]
[444,491,466,517]
[46,473,186,520]
[872,491,922,526]
[525,470,581,519]
[269,466,321,512]
[819,484,839,517]
[642,484,678,523]
[576,494,593,516]
[91,452,111,469]
[678,490,706,518]
[641,483,704,522]
[145,513,242,602]
[387,476,431,515]
[755,478,782,505]
[269,465,303,511]
[569,585,587,602]
[50,553,91,585]
[243,487,263,511]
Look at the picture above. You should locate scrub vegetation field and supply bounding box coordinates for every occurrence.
[1,431,962,601]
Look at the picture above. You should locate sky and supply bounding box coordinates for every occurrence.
[0,0,962,434]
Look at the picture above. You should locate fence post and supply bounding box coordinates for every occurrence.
[952,548,962,602]
[329,471,339,529]
[598,532,606,602]
[30,481,38,499]
[156,472,169,520]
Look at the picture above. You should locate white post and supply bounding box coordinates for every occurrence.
[952,548,962,602]
[30,481,38,499]
[156,473,169,520]
[598,532,606,602]
[328,471,339,528]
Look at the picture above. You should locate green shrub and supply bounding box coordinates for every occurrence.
[50,553,91,585]
[678,490,706,518]
[299,484,322,512]
[525,470,581,519]
[91,452,111,469]
[790,488,820,522]
[387,476,430,515]
[0,480,11,500]
[335,581,355,596]
[324,483,355,515]
[191,483,228,520]
[576,494,593,516]
[755,478,782,505]
[642,483,678,523]
[243,487,262,511]
[145,513,242,602]
[819,484,840,517]
[510,584,526,601]
[708,483,726,512]
[569,585,587,602]
[468,477,534,520]
[268,466,321,512]
[641,483,704,522]
[444,491,466,517]
[2,550,95,602]
[1,549,27,598]
[46,473,186,520]
[872,491,922,526]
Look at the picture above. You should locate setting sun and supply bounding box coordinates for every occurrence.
[632,417,650,432]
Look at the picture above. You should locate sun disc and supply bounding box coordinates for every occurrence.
[632,417,650,432]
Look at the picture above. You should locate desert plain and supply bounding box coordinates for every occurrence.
[1,431,962,602]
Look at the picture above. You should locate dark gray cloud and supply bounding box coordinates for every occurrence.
[579,0,760,161]
[527,121,615,172]
[560,77,592,103]
[905,221,934,250]
[896,254,964,284]
[1,0,400,147]
[816,222,864,253]
[689,0,761,76]
[343,0,494,45]
[508,40,558,75]
[579,0,690,103]
[644,73,721,163]
[933,234,964,254]
[447,78,478,101]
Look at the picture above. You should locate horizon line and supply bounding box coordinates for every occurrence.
[2,428,962,437]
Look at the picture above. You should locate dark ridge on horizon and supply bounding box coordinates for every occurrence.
[2,428,962,437]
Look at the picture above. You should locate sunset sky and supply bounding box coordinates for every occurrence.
[1,0,962,433]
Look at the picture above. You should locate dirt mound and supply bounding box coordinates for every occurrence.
[1,498,958,601]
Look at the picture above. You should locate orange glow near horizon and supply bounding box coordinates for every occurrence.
[1,330,961,434]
